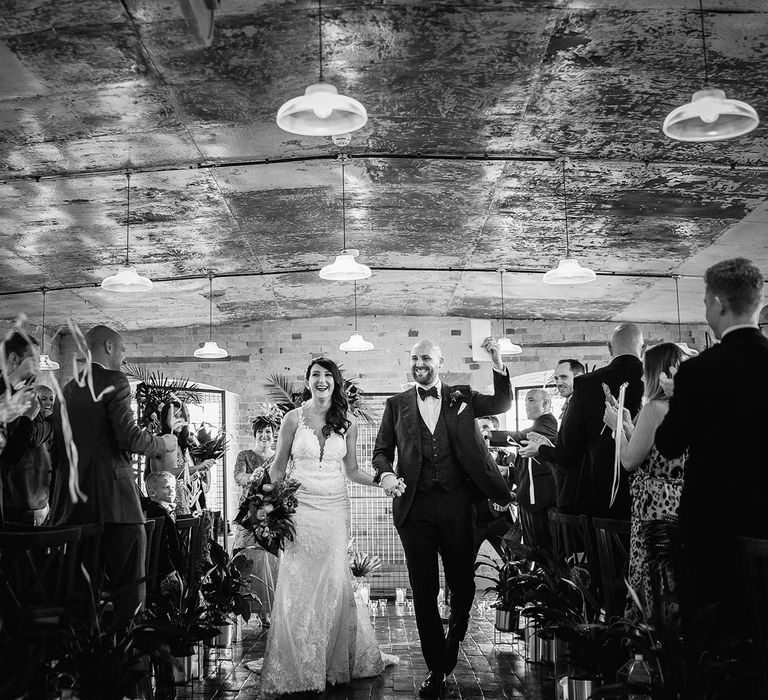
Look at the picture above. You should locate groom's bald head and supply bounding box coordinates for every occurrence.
[410,339,443,387]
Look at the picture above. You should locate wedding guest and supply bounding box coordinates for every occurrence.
[142,470,183,586]
[151,400,216,516]
[232,404,282,627]
[473,415,516,557]
[0,333,52,526]
[603,342,685,623]
[550,358,585,509]
[522,323,644,519]
[35,384,54,419]
[508,389,558,551]
[49,325,177,623]
[656,257,768,644]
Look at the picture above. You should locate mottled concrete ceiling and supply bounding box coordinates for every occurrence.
[0,0,767,331]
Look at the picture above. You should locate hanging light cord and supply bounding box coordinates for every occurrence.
[499,269,506,327]
[698,0,710,86]
[562,159,570,258]
[317,0,324,82]
[341,157,347,250]
[125,172,131,266]
[207,274,214,340]
[354,279,358,331]
[41,287,47,354]
[674,275,682,341]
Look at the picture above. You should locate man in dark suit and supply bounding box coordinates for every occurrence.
[372,337,512,696]
[522,324,644,519]
[656,257,768,643]
[508,389,558,550]
[50,325,176,623]
[550,358,585,509]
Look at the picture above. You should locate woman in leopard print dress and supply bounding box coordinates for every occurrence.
[604,342,687,624]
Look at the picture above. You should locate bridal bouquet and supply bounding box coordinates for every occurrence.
[235,472,301,556]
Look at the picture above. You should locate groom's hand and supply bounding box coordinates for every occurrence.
[381,473,405,497]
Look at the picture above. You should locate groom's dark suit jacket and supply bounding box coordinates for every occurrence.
[49,363,166,525]
[372,369,513,527]
[655,327,768,629]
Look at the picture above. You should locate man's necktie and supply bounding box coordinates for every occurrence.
[418,386,439,401]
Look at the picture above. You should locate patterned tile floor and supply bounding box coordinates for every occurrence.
[177,601,554,700]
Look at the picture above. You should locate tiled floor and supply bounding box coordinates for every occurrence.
[177,601,553,700]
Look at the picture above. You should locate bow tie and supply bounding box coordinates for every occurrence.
[418,386,439,401]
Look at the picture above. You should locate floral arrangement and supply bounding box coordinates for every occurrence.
[189,431,229,463]
[124,364,201,432]
[253,402,285,429]
[235,472,302,556]
[349,551,382,578]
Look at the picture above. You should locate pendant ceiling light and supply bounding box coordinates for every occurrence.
[543,159,596,285]
[320,155,371,281]
[496,269,522,356]
[38,287,60,371]
[101,172,153,293]
[673,275,699,356]
[339,280,374,352]
[663,0,758,142]
[193,273,229,359]
[276,0,367,136]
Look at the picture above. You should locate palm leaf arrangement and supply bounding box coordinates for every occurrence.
[264,371,373,423]
[124,364,202,431]
[189,432,230,462]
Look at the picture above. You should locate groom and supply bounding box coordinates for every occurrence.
[373,337,513,696]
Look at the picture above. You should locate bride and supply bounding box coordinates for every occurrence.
[259,357,400,698]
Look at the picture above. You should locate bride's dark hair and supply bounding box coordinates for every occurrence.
[305,357,351,437]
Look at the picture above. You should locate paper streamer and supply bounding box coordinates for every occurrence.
[528,458,536,505]
[609,382,628,509]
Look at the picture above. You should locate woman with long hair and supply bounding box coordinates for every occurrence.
[603,342,687,623]
[232,404,283,626]
[257,357,398,697]
[153,400,216,516]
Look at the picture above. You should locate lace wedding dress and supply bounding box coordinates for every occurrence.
[259,406,398,698]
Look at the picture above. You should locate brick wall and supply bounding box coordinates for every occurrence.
[54,315,706,596]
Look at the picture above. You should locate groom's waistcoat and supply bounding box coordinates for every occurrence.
[417,410,468,493]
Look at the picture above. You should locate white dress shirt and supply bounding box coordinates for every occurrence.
[417,380,442,434]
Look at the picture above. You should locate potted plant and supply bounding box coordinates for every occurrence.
[199,539,254,647]
[348,539,382,606]
[476,543,541,632]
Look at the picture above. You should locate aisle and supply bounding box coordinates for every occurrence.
[177,601,553,699]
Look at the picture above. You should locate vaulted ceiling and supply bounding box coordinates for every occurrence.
[1,0,767,331]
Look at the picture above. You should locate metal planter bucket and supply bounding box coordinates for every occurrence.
[522,614,551,663]
[567,677,601,700]
[206,623,235,648]
[172,652,199,685]
[494,608,518,632]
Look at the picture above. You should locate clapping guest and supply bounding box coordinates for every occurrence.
[603,342,686,622]
[232,404,283,627]
[0,333,52,526]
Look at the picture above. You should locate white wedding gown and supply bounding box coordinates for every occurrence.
[259,407,398,698]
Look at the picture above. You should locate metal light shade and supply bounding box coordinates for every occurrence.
[101,267,153,293]
[276,83,368,136]
[663,88,759,142]
[339,333,374,352]
[497,337,523,356]
[39,354,60,371]
[542,258,596,285]
[319,250,371,281]
[193,340,229,359]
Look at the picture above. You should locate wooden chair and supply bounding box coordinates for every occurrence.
[175,516,203,593]
[548,509,595,565]
[0,527,81,635]
[591,517,630,619]
[144,515,165,594]
[736,536,768,698]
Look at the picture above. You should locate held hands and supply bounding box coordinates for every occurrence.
[659,366,677,398]
[380,473,406,498]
